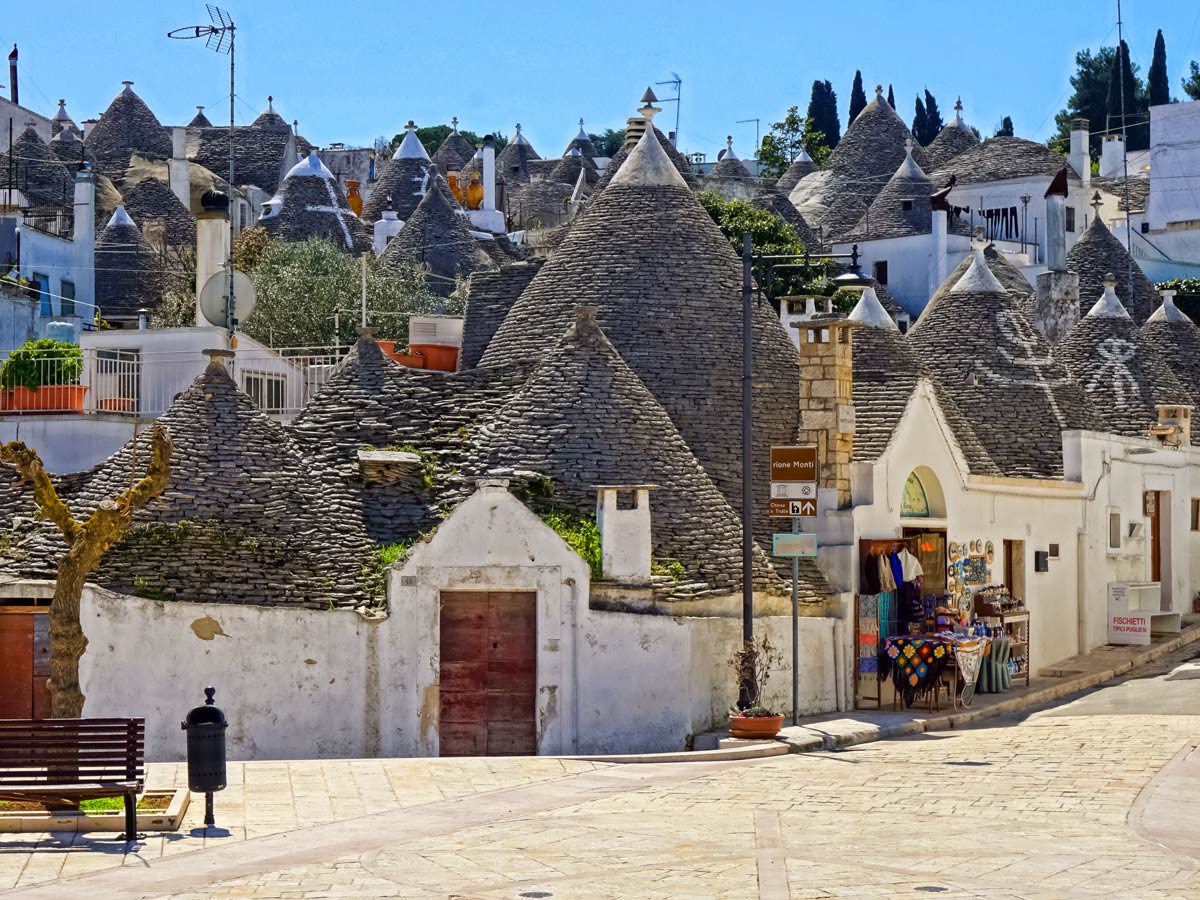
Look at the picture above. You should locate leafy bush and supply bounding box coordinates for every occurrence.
[361,540,415,600]
[542,512,602,580]
[1,338,83,390]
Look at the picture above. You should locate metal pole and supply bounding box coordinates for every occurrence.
[791,514,799,726]
[226,24,236,344]
[741,231,753,655]
[1116,0,1135,304]
[204,791,215,827]
[361,254,368,328]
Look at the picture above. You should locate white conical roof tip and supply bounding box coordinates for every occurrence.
[949,248,1006,294]
[108,205,135,228]
[1148,289,1190,323]
[395,122,431,161]
[848,286,899,330]
[1087,279,1131,319]
[285,151,336,181]
[609,124,687,189]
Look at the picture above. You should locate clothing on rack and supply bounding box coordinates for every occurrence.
[862,552,882,595]
[888,552,904,592]
[878,553,897,593]
[898,548,924,582]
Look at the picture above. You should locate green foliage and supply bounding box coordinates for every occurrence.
[1108,39,1148,151]
[542,511,602,580]
[360,537,425,600]
[729,633,784,716]
[588,128,626,157]
[758,106,830,178]
[1053,46,1119,156]
[886,84,896,110]
[1157,277,1200,295]
[1,339,82,389]
[1149,29,1170,107]
[912,95,929,146]
[651,559,686,581]
[232,226,272,273]
[396,125,505,156]
[922,89,944,142]
[1184,61,1200,101]
[696,190,808,298]
[239,237,451,348]
[805,80,840,153]
[994,116,1015,137]
[848,70,867,123]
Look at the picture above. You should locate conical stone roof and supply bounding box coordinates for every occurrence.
[909,253,1095,478]
[187,107,212,128]
[71,355,371,608]
[709,139,752,180]
[776,149,815,194]
[1066,216,1157,323]
[927,243,1035,308]
[85,82,171,183]
[361,123,431,223]
[593,126,696,192]
[564,121,598,159]
[460,262,543,370]
[432,124,477,172]
[923,121,979,170]
[380,177,495,295]
[479,126,802,553]
[251,97,288,129]
[1141,293,1200,408]
[0,125,73,207]
[259,152,372,255]
[751,191,822,250]
[94,206,166,322]
[51,99,75,136]
[849,288,922,462]
[471,310,795,596]
[49,126,94,167]
[495,124,540,184]
[121,177,196,247]
[847,146,934,240]
[932,136,1082,185]
[1055,282,1190,436]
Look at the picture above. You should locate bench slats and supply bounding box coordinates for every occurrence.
[0,719,145,799]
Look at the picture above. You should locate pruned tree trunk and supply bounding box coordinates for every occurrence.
[1,425,172,718]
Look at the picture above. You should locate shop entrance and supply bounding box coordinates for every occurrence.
[0,606,51,718]
[1146,490,1171,609]
[438,591,537,757]
[1003,540,1025,604]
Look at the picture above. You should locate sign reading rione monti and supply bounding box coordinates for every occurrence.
[770,445,818,482]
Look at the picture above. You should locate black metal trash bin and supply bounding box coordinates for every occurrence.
[181,686,227,825]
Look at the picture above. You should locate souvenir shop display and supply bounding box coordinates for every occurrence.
[973,586,1031,687]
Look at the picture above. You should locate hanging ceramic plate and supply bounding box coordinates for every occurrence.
[948,542,959,563]
[985,540,995,564]
[972,540,981,555]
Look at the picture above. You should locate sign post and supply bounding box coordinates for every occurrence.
[769,445,818,727]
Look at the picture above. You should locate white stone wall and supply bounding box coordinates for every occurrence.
[1149,100,1200,231]
[832,233,971,315]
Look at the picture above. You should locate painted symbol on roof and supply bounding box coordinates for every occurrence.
[1087,337,1139,407]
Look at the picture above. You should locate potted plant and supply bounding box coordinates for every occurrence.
[0,338,88,413]
[728,634,785,739]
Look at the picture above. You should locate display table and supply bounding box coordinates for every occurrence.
[880,635,991,710]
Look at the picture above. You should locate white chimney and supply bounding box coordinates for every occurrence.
[1100,135,1126,179]
[373,206,402,256]
[72,168,95,317]
[1069,119,1091,189]
[195,190,230,326]
[595,485,656,583]
[168,127,191,211]
[482,135,496,213]
[929,208,948,299]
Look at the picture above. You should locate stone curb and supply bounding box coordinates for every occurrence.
[781,624,1200,754]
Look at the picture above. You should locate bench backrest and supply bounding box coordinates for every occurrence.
[0,718,145,788]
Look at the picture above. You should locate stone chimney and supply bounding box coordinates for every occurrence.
[1153,404,1191,448]
[1033,168,1080,345]
[8,44,17,106]
[195,189,230,326]
[72,168,95,316]
[795,318,856,507]
[1069,118,1091,189]
[595,485,656,582]
[168,127,191,211]
[1100,134,1126,178]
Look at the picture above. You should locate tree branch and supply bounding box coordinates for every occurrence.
[0,441,80,544]
[117,423,173,517]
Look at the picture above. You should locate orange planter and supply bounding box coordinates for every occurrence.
[392,352,425,369]
[410,343,459,372]
[728,714,784,739]
[1,384,88,413]
[375,340,397,357]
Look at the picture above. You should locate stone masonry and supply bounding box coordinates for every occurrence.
[796,319,855,508]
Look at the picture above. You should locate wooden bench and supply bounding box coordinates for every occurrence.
[0,718,145,839]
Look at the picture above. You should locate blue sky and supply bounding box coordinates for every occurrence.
[4,0,1200,158]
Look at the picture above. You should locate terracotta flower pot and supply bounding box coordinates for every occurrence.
[392,352,425,369]
[2,384,88,413]
[409,343,459,372]
[729,714,784,739]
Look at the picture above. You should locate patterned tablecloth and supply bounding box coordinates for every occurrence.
[880,635,992,708]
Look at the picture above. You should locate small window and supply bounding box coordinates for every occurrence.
[1141,222,1150,234]
[1066,207,1076,233]
[901,200,913,212]
[243,372,286,413]
[1108,511,1122,550]
[873,260,888,285]
[1048,542,1060,560]
[1191,499,1200,532]
[60,281,75,317]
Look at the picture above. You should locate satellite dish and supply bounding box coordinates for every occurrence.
[199,270,256,328]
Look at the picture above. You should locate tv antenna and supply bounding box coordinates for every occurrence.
[656,73,682,147]
[735,118,760,159]
[169,5,239,341]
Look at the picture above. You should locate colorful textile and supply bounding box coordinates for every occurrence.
[880,637,952,707]
[877,592,893,638]
[889,553,904,590]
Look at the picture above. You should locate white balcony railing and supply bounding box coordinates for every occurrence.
[0,346,346,419]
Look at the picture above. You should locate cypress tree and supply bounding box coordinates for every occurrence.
[912,95,929,145]
[1149,29,1169,107]
[995,116,1014,137]
[806,80,840,150]
[848,70,867,122]
[923,89,944,140]
[887,84,895,109]
[1107,39,1147,151]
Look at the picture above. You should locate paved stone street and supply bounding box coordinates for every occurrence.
[3,645,1200,900]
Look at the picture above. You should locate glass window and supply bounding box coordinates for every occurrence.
[243,372,286,413]
[1191,499,1200,532]
[873,260,888,285]
[33,273,50,316]
[1108,511,1122,550]
[60,281,75,317]
[1066,207,1076,233]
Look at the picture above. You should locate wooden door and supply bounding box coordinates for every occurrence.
[1147,491,1162,583]
[0,610,50,718]
[439,591,537,757]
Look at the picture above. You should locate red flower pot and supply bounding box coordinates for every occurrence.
[729,714,784,739]
[1,384,88,413]
[409,343,459,372]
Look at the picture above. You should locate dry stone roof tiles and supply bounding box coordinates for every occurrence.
[1066,216,1157,323]
[909,255,1095,478]
[751,191,823,250]
[120,176,196,247]
[593,126,696,192]
[847,151,935,240]
[1093,175,1150,213]
[432,128,477,172]
[187,108,213,128]
[927,243,1034,309]
[495,128,540,184]
[191,125,298,196]
[0,125,74,208]
[469,311,792,596]
[67,356,372,608]
[479,128,802,555]
[1140,296,1200,408]
[259,153,372,255]
[850,293,922,462]
[380,178,495,294]
[931,137,1081,185]
[922,122,979,170]
[85,83,172,184]
[49,127,94,168]
[507,177,576,230]
[361,157,431,224]
[250,99,288,129]
[775,153,815,194]
[460,262,543,370]
[1055,294,1189,436]
[709,146,752,180]
[94,206,167,322]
